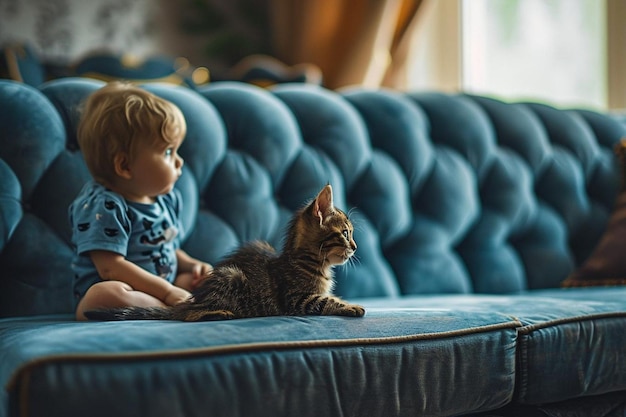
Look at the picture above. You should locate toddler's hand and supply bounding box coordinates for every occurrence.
[191,262,213,289]
[163,286,192,306]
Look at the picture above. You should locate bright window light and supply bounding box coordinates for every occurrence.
[461,0,607,109]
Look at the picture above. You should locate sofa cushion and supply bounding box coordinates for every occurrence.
[4,289,625,416]
[514,287,626,404]
[1,309,519,417]
[562,193,626,287]
[363,287,626,405]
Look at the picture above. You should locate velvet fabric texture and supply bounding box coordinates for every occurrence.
[3,78,626,416]
[2,79,626,315]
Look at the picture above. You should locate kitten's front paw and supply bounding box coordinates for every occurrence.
[319,297,366,317]
[342,304,365,317]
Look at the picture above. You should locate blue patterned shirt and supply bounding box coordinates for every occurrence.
[69,181,185,300]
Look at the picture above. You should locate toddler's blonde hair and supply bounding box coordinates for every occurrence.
[77,81,187,186]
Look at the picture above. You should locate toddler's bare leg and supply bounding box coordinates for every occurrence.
[75,281,165,321]
[174,272,195,291]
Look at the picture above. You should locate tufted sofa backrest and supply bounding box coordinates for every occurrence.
[1,78,624,317]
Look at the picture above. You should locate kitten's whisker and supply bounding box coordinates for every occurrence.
[350,218,365,234]
[349,255,361,268]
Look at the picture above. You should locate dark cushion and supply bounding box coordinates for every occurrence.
[563,141,626,287]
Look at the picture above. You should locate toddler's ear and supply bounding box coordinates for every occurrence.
[113,152,132,179]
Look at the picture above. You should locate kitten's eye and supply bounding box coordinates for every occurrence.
[342,230,349,239]
[164,148,173,158]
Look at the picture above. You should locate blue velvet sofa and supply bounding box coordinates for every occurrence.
[2,77,626,417]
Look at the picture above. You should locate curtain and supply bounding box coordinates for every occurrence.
[269,0,427,89]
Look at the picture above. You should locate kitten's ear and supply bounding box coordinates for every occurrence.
[313,184,335,226]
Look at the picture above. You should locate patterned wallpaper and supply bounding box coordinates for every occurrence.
[0,0,269,74]
[0,0,160,63]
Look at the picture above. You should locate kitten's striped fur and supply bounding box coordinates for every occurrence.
[85,185,365,321]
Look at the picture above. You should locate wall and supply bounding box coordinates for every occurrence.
[0,0,269,76]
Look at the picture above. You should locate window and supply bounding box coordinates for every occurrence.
[462,0,606,109]
[408,0,623,110]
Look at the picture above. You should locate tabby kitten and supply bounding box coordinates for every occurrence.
[85,184,365,321]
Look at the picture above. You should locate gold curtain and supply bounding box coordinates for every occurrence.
[269,0,426,89]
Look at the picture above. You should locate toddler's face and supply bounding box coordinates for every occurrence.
[128,135,184,200]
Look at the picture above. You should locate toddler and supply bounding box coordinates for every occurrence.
[70,82,212,320]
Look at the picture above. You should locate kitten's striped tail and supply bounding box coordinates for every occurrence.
[84,306,174,321]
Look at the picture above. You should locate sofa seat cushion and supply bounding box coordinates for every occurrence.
[1,309,519,417]
[363,287,626,405]
[5,290,625,416]
[515,287,626,405]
